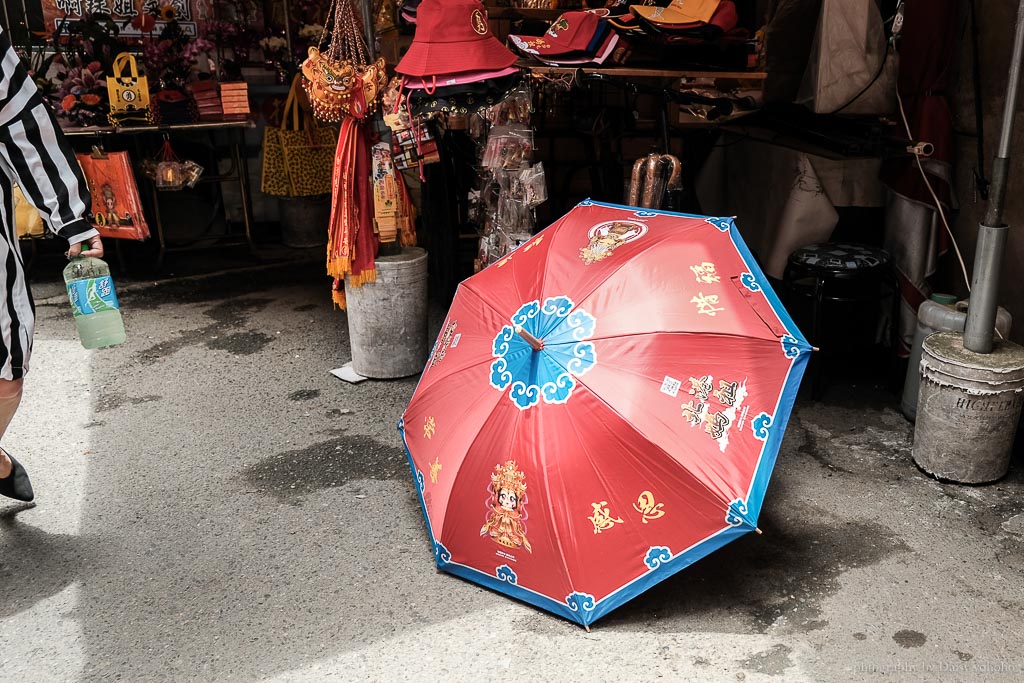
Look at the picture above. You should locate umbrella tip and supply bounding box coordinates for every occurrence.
[585,625,592,633]
[755,527,763,535]
[812,346,821,353]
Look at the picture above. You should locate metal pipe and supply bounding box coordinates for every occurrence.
[965,0,1024,353]
[282,0,293,61]
[361,0,376,61]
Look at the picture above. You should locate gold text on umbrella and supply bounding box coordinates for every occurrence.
[589,502,624,534]
[690,262,721,284]
[633,491,666,524]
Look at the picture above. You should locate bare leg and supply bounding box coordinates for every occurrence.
[0,378,25,478]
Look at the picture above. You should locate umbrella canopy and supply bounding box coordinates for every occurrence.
[399,200,811,627]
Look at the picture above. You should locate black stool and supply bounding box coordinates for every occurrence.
[782,243,896,399]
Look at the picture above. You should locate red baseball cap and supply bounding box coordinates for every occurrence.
[509,11,602,58]
[396,0,518,77]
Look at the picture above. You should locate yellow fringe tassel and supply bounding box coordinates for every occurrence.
[331,268,377,310]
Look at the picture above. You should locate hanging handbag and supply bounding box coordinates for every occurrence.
[75,148,150,241]
[262,76,340,197]
[106,52,152,126]
[12,185,44,238]
[301,0,388,122]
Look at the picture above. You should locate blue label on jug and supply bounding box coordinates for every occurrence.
[67,276,120,317]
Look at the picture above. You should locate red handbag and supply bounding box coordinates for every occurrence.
[75,149,151,241]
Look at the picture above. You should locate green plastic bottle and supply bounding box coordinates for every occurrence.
[63,256,126,349]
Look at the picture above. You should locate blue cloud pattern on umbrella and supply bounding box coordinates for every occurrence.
[566,592,596,616]
[740,272,762,292]
[781,335,802,359]
[496,565,518,584]
[644,546,673,570]
[489,297,597,410]
[752,412,773,441]
[726,499,750,527]
[434,542,452,565]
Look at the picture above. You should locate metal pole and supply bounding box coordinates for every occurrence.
[360,0,376,60]
[964,0,1024,353]
[282,0,293,62]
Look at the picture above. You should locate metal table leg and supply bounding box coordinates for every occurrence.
[232,127,255,253]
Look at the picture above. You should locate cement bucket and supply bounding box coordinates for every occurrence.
[913,331,1024,483]
[344,247,429,378]
[901,300,1012,421]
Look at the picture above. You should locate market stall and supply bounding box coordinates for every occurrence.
[5,0,952,395]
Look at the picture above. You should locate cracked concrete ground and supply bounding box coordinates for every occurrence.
[1,263,1023,682]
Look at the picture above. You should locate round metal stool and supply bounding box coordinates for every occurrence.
[782,242,896,399]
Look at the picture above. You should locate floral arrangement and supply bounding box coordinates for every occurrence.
[40,14,131,127]
[55,61,108,127]
[139,5,214,89]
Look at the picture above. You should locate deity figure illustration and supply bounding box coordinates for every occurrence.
[480,460,533,553]
[579,220,647,265]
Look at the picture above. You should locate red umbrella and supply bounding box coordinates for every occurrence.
[400,200,810,627]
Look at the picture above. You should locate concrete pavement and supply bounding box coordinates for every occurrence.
[1,263,1023,682]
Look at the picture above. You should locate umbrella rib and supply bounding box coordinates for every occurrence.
[546,329,802,348]
[411,283,533,399]
[459,279,526,327]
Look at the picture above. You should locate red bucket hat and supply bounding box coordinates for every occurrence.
[396,0,519,77]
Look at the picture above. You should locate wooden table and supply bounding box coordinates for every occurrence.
[62,120,256,271]
[523,63,767,82]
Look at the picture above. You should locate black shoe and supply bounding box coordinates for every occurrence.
[0,452,34,502]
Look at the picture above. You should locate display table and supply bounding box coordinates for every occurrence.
[524,64,767,82]
[61,120,256,271]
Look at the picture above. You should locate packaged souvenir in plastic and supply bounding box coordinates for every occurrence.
[482,125,534,171]
[182,160,204,188]
[519,163,547,208]
[486,86,533,127]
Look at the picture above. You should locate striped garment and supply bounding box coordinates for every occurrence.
[0,25,97,380]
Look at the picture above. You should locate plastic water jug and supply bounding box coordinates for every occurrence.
[63,256,126,349]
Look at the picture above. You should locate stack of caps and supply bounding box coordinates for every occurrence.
[617,0,739,44]
[399,0,422,24]
[191,81,222,119]
[220,82,251,118]
[509,10,623,67]
[396,0,521,115]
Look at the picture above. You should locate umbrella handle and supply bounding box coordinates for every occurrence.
[515,325,544,351]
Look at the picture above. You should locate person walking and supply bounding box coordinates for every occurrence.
[0,25,104,502]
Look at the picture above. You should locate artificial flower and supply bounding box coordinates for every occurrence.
[81,93,102,106]
[61,95,77,111]
[298,24,324,40]
[259,36,288,53]
[159,5,177,22]
[131,13,157,32]
[87,61,102,73]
